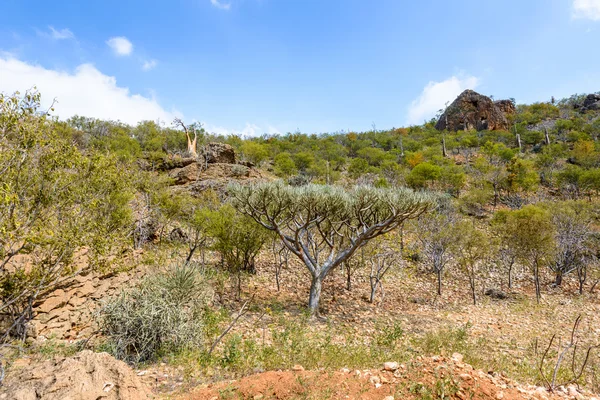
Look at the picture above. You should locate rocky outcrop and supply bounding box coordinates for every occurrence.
[168,162,200,184]
[435,90,516,132]
[0,350,151,400]
[203,142,237,164]
[10,252,148,342]
[580,93,600,112]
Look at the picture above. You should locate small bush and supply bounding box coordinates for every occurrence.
[231,164,249,177]
[99,263,212,363]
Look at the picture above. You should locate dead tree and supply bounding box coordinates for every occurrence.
[270,237,290,291]
[550,207,594,288]
[412,205,458,296]
[173,118,198,158]
[367,246,398,304]
[538,316,599,391]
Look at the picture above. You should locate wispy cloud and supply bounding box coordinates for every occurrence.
[573,0,600,21]
[106,36,133,56]
[210,0,231,10]
[407,74,480,125]
[142,59,158,71]
[48,26,75,40]
[0,56,177,125]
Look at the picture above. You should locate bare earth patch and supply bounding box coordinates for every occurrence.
[178,356,593,400]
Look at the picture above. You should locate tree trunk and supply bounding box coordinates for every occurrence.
[442,136,447,158]
[493,183,499,208]
[436,269,442,296]
[577,266,586,295]
[346,262,352,291]
[533,262,541,303]
[399,224,404,253]
[507,262,513,289]
[308,275,323,315]
[554,272,563,287]
[370,278,377,303]
[469,275,477,305]
[275,261,281,291]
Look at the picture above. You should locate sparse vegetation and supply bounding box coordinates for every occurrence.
[3,88,600,398]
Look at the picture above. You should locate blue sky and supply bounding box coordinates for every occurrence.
[1,0,599,136]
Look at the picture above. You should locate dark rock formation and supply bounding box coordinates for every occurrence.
[580,93,600,112]
[435,90,516,132]
[204,142,237,164]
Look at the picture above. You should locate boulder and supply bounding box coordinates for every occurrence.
[581,93,600,112]
[204,142,237,164]
[0,350,151,400]
[484,288,508,300]
[436,90,515,132]
[168,162,200,184]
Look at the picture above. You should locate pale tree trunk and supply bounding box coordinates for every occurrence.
[533,260,541,303]
[442,136,447,158]
[308,275,323,314]
[187,132,198,158]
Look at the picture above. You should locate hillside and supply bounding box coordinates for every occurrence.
[1,88,600,399]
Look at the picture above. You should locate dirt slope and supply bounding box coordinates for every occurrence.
[179,355,592,400]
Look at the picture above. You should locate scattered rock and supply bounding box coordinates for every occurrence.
[383,361,399,371]
[452,353,464,363]
[292,364,305,372]
[484,288,509,300]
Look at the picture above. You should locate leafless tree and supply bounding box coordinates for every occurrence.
[173,118,199,158]
[367,244,399,304]
[550,206,595,290]
[412,205,458,295]
[270,237,290,291]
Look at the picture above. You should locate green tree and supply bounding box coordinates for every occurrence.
[274,152,298,177]
[407,162,442,189]
[0,90,134,340]
[230,182,436,315]
[241,141,269,165]
[209,205,270,298]
[348,158,371,179]
[455,220,489,305]
[506,158,539,194]
[493,206,554,303]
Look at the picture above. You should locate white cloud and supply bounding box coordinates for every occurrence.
[142,59,157,71]
[106,36,133,56]
[204,122,276,137]
[210,0,231,10]
[48,26,74,40]
[573,0,600,20]
[406,75,480,125]
[0,56,177,125]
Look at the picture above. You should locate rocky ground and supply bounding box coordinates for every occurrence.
[5,239,600,400]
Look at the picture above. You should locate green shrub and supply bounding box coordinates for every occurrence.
[99,263,212,363]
